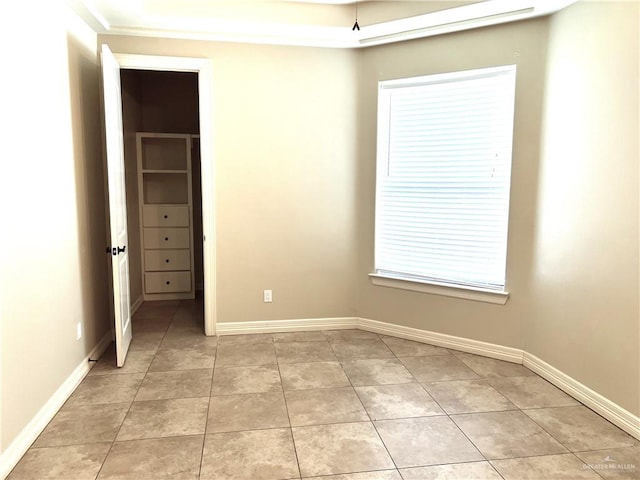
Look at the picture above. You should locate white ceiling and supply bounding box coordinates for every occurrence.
[69,0,577,48]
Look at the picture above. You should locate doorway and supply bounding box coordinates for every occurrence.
[120,70,203,311]
[108,52,216,338]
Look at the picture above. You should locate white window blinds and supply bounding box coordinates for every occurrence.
[375,65,516,291]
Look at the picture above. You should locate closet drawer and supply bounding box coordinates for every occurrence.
[145,271,191,294]
[143,205,189,227]
[145,249,191,271]
[143,227,190,249]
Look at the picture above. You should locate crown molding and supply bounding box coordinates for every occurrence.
[72,0,577,48]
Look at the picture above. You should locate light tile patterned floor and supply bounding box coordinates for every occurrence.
[8,300,640,479]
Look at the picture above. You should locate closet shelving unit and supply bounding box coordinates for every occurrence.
[136,132,195,300]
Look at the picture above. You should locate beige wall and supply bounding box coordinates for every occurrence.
[100,36,360,322]
[356,18,550,349]
[527,1,639,415]
[356,3,639,416]
[0,2,110,451]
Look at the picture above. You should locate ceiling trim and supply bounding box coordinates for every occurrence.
[72,0,577,49]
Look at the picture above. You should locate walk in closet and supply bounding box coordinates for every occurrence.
[120,70,204,307]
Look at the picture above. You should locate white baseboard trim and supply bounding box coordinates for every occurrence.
[2,315,636,480]
[357,317,524,363]
[523,352,640,440]
[0,332,112,479]
[216,316,522,363]
[216,315,639,440]
[216,317,358,335]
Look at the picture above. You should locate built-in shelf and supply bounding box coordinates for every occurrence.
[137,132,196,301]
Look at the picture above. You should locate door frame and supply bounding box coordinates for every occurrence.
[113,52,217,336]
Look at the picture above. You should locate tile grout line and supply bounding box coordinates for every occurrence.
[328,330,403,477]
[191,327,633,477]
[375,333,502,478]
[17,319,635,479]
[276,340,305,480]
[199,327,218,480]
[515,404,611,479]
[396,350,505,480]
[102,303,201,477]
[381,332,612,479]
[92,304,176,479]
[383,334,488,476]
[420,359,548,479]
[328,330,501,475]
[419,359,520,480]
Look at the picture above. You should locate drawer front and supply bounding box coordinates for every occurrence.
[143,227,190,249]
[145,249,191,271]
[145,271,191,294]
[143,205,189,227]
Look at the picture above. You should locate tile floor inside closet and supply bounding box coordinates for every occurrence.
[8,300,639,479]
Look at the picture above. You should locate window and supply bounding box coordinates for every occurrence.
[374,65,516,297]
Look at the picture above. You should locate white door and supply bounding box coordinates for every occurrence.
[101,44,132,367]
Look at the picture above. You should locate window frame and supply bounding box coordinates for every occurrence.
[372,65,516,305]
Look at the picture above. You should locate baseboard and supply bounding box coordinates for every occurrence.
[216,317,358,335]
[130,295,143,315]
[216,316,521,362]
[357,317,524,363]
[219,315,638,440]
[523,352,640,440]
[2,315,636,480]
[0,331,112,479]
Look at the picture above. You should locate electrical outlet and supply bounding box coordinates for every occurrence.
[263,289,273,303]
[76,322,82,340]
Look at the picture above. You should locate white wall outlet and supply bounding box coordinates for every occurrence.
[263,289,273,303]
[76,322,82,340]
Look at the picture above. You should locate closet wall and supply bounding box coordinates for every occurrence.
[120,70,202,306]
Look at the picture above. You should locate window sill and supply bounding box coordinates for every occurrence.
[368,274,509,305]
